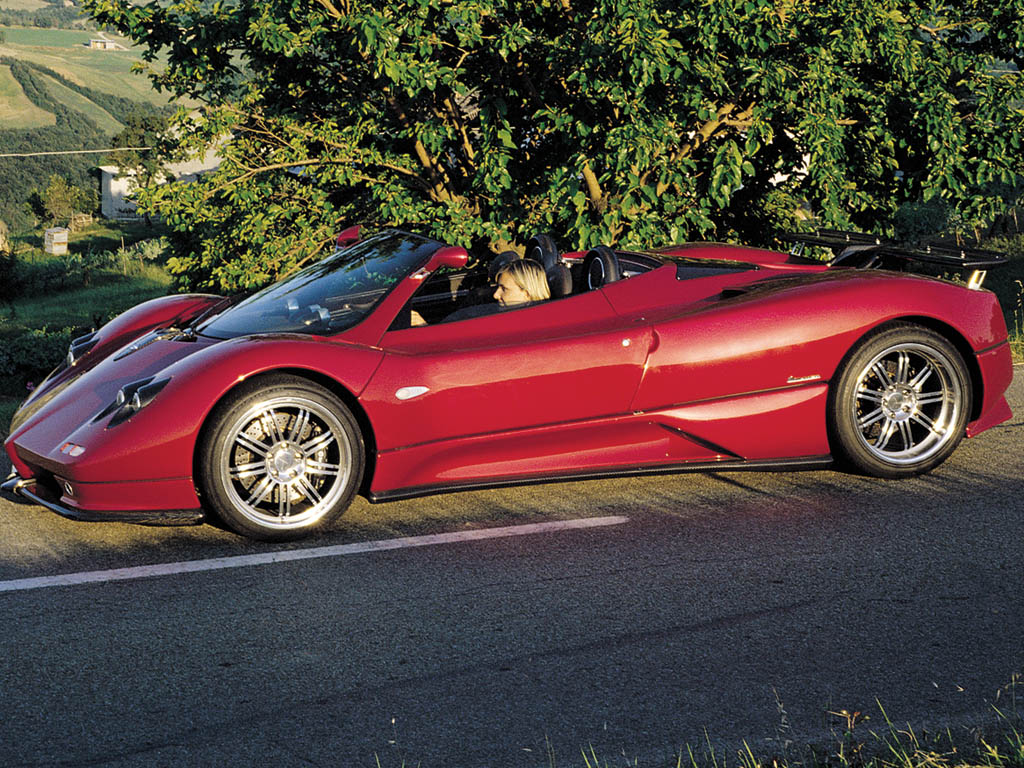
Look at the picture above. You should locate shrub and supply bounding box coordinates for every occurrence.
[0,326,78,397]
[0,250,18,304]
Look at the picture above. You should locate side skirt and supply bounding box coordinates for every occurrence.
[2,473,205,526]
[367,455,834,503]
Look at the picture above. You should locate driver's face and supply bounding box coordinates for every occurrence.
[493,271,531,306]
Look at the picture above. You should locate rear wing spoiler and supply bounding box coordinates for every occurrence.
[781,229,1007,289]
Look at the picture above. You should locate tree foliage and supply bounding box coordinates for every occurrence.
[104,107,172,190]
[29,174,92,225]
[81,0,1024,292]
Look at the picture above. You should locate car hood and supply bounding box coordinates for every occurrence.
[8,332,219,448]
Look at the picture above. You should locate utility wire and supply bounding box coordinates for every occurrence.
[0,147,153,158]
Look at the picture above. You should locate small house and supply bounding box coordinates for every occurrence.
[87,38,122,50]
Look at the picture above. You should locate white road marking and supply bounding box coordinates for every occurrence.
[0,516,629,593]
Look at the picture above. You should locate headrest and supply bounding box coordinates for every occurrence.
[525,234,559,271]
[546,263,573,298]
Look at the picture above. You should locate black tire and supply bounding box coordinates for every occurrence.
[830,323,971,478]
[198,374,364,541]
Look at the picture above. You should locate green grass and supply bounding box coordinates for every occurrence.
[2,266,170,328]
[2,221,173,339]
[373,686,1024,768]
[12,219,168,253]
[38,71,123,133]
[0,0,50,10]
[0,26,168,104]
[0,27,124,49]
[0,62,54,129]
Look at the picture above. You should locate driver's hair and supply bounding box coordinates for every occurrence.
[498,259,551,302]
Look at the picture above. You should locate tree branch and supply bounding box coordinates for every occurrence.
[581,160,605,213]
[315,0,344,21]
[386,92,456,202]
[647,102,755,196]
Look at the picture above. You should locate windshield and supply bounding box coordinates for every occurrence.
[198,230,442,339]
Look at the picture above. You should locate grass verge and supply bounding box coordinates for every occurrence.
[373,685,1024,768]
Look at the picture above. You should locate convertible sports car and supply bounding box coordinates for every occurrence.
[2,227,1014,540]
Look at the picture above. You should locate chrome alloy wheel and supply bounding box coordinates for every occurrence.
[216,395,354,530]
[851,342,964,466]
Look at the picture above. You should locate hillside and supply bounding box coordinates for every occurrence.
[0,25,173,229]
[0,26,165,107]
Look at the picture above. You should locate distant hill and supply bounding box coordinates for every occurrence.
[0,26,173,229]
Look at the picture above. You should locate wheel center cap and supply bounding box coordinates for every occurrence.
[266,442,305,482]
[883,388,916,420]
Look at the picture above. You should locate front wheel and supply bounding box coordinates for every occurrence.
[830,324,971,478]
[198,375,364,540]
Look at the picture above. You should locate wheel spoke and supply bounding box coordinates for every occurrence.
[916,390,947,407]
[909,362,935,391]
[260,408,285,444]
[870,361,893,386]
[306,460,341,477]
[876,417,898,449]
[235,432,269,457]
[245,475,275,507]
[278,488,292,519]
[857,407,886,430]
[894,350,911,385]
[856,387,885,405]
[288,408,311,442]
[910,410,943,434]
[897,421,914,451]
[230,461,266,480]
[295,475,323,505]
[303,430,336,456]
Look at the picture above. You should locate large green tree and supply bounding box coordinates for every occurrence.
[82,0,1024,292]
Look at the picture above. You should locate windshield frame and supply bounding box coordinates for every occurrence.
[197,230,444,340]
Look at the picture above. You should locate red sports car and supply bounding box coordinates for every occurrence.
[2,228,1014,540]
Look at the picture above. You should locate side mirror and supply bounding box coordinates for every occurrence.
[428,245,469,270]
[335,225,361,248]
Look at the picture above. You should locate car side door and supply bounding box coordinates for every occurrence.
[360,291,653,494]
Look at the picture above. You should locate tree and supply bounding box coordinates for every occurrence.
[104,106,170,191]
[80,0,1024,292]
[31,175,88,226]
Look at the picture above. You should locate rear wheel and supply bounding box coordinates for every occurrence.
[830,324,971,478]
[199,375,364,540]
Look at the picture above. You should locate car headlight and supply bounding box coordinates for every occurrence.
[95,377,171,427]
[66,331,98,368]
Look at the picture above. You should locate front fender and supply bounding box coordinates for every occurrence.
[30,336,384,484]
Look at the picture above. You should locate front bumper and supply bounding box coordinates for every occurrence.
[2,471,204,527]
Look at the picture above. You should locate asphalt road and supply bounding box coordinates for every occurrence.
[0,372,1021,767]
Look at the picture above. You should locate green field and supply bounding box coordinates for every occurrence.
[0,0,49,10]
[38,71,122,133]
[0,62,53,128]
[0,26,167,104]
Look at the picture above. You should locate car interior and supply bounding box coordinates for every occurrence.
[392,234,662,329]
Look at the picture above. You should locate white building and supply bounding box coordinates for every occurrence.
[97,148,221,220]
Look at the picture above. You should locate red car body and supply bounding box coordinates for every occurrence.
[3,230,1013,538]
